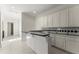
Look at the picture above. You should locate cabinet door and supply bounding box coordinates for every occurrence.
[59,8,68,27]
[55,35,66,49]
[66,36,79,53]
[35,16,47,30]
[47,15,53,27]
[35,17,43,30]
[50,34,55,45]
[51,37,55,45]
[52,12,60,27]
[69,6,79,27]
[42,16,48,28]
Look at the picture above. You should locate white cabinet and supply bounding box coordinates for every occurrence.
[59,8,68,27]
[35,16,48,30]
[42,16,48,28]
[50,34,55,45]
[55,35,66,49]
[51,37,55,45]
[52,12,60,27]
[0,12,2,47]
[35,17,43,30]
[47,15,53,27]
[66,36,79,53]
[69,6,79,27]
[27,34,48,54]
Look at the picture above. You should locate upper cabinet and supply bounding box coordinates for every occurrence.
[59,8,69,27]
[46,15,53,27]
[35,16,48,30]
[69,6,79,27]
[35,17,43,30]
[35,5,79,30]
[46,8,69,27]
[52,12,60,27]
[42,16,48,28]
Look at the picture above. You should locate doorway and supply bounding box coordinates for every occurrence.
[8,22,14,36]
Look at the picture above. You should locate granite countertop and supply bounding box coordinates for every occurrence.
[29,29,79,37]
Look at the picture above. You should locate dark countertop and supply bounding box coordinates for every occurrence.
[29,29,79,37]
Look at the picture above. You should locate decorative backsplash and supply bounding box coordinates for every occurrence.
[42,27,79,36]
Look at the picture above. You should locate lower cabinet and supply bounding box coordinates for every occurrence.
[50,34,55,46]
[66,36,79,53]
[50,37,55,46]
[55,35,66,49]
[50,34,79,54]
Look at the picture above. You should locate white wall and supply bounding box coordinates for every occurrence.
[1,11,22,38]
[0,11,1,47]
[22,13,35,32]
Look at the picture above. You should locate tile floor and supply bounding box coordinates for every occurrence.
[0,38,36,54]
[49,46,69,54]
[0,33,69,54]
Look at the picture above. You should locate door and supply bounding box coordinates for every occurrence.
[8,22,14,36]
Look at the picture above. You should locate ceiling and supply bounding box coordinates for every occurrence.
[0,4,62,16]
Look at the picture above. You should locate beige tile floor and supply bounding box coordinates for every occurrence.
[0,33,68,54]
[0,38,36,54]
[49,46,69,54]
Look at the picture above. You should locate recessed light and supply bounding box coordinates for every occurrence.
[33,11,37,14]
[11,6,15,9]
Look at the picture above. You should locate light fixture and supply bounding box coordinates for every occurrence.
[33,11,37,14]
[11,6,15,9]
